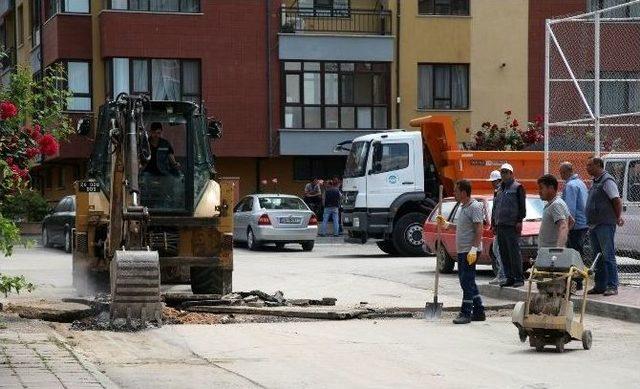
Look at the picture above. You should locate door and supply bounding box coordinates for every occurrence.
[233,197,253,240]
[366,140,415,209]
[604,159,630,253]
[619,159,640,255]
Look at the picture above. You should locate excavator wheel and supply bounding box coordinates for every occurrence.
[110,250,162,324]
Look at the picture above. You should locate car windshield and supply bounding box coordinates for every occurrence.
[486,197,545,221]
[344,141,369,178]
[258,197,308,210]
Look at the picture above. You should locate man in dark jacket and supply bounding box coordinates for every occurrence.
[585,157,624,296]
[492,163,527,287]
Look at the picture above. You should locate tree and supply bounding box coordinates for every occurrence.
[0,62,73,296]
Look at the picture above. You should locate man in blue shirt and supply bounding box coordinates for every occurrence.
[560,162,588,290]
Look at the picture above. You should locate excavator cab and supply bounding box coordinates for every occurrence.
[73,97,235,324]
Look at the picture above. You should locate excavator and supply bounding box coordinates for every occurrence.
[72,94,235,323]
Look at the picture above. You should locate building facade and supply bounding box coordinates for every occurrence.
[1,0,606,204]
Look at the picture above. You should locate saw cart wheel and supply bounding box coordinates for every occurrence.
[582,330,593,350]
[555,337,565,353]
[518,328,528,343]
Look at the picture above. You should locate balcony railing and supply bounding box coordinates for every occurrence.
[280,7,392,35]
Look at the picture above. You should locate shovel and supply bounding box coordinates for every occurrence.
[425,185,444,320]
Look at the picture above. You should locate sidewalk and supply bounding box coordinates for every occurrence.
[480,283,640,323]
[0,314,117,389]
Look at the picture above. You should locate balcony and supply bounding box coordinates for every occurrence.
[280,7,392,35]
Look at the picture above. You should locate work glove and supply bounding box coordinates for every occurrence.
[467,246,478,265]
[435,214,449,229]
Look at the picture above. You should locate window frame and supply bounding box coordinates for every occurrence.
[46,0,91,19]
[627,160,640,202]
[17,4,24,46]
[282,60,390,130]
[107,0,201,13]
[107,57,202,103]
[371,142,410,174]
[418,0,470,16]
[31,0,42,48]
[61,60,93,112]
[418,63,470,110]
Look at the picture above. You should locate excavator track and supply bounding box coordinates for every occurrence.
[110,250,162,324]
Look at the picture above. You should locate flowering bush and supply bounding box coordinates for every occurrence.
[465,111,544,151]
[0,63,72,296]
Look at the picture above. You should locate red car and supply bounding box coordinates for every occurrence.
[423,194,543,275]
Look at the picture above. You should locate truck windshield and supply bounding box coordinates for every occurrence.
[344,141,369,178]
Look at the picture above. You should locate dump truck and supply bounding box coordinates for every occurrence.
[72,94,235,322]
[341,115,587,257]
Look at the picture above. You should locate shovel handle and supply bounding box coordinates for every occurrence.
[434,185,444,299]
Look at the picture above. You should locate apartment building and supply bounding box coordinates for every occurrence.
[3,0,616,204]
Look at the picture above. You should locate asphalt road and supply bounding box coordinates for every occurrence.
[3,241,640,388]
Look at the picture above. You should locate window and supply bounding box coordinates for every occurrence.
[46,0,90,18]
[283,61,389,129]
[588,0,640,17]
[418,64,469,110]
[429,200,457,221]
[17,5,24,45]
[605,160,627,195]
[418,0,469,15]
[108,58,201,103]
[31,0,42,47]
[371,143,410,174]
[584,71,640,115]
[298,0,350,16]
[627,160,640,201]
[108,0,200,12]
[66,61,92,111]
[258,197,308,210]
[293,157,347,181]
[235,197,253,213]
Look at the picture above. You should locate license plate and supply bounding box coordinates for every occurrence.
[279,217,302,224]
[353,217,360,228]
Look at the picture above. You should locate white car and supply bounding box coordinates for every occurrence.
[233,194,318,251]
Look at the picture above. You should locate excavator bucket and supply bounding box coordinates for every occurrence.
[110,250,162,324]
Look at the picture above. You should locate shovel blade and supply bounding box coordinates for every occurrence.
[424,302,443,320]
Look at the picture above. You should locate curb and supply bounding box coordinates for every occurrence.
[479,284,640,324]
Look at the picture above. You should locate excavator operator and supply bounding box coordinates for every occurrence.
[143,122,181,176]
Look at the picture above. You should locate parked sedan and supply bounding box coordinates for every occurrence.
[233,194,318,251]
[423,194,543,275]
[42,195,76,253]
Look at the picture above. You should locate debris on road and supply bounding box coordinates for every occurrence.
[164,290,338,310]
[5,300,94,323]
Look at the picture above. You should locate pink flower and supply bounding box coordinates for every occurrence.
[26,147,40,159]
[0,101,18,120]
[39,134,59,156]
[31,124,43,141]
[6,156,14,165]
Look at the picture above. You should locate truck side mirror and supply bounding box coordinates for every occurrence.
[76,117,92,136]
[208,119,223,139]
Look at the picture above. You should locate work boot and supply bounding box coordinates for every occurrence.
[500,279,514,288]
[603,287,618,296]
[453,314,471,324]
[587,288,605,295]
[488,277,503,285]
[512,281,525,288]
[471,310,486,322]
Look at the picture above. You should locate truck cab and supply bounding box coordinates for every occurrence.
[341,131,435,256]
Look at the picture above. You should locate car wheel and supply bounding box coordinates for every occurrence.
[376,240,399,255]
[247,228,260,251]
[64,229,72,253]
[42,227,52,248]
[275,243,285,250]
[392,212,428,257]
[436,243,456,274]
[301,241,314,251]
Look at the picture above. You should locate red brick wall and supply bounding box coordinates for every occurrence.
[528,0,586,120]
[42,14,92,66]
[99,1,282,158]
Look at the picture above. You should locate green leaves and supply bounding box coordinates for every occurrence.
[0,273,35,297]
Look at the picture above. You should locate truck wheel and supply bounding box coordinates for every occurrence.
[437,243,456,273]
[392,212,427,257]
[190,266,232,295]
[376,240,399,255]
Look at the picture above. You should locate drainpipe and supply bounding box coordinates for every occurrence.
[265,0,274,157]
[395,0,400,129]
